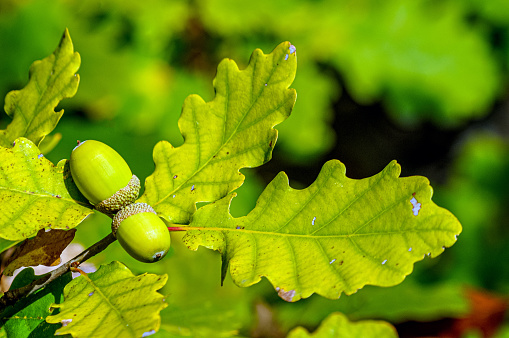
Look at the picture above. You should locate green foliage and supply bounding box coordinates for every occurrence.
[158,233,253,337]
[139,42,297,224]
[46,261,167,337]
[275,278,469,331]
[3,7,503,334]
[184,160,461,301]
[0,268,71,338]
[0,28,80,148]
[287,312,398,338]
[435,133,509,292]
[197,0,500,126]
[0,138,92,241]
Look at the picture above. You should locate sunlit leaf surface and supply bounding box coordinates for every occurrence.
[0,28,80,148]
[0,138,92,241]
[140,42,297,224]
[184,160,462,301]
[46,261,167,337]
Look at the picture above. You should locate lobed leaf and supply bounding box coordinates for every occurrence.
[2,229,76,276]
[139,41,297,224]
[46,261,168,338]
[183,160,462,302]
[0,28,80,148]
[287,312,398,338]
[0,138,92,241]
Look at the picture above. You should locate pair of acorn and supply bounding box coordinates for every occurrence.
[70,140,171,263]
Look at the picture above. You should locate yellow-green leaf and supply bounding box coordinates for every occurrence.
[287,312,398,338]
[183,160,462,302]
[46,261,168,338]
[0,138,92,241]
[139,42,297,224]
[0,28,80,148]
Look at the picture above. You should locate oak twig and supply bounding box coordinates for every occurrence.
[0,233,117,313]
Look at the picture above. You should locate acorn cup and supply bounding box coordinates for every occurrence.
[69,140,140,214]
[112,203,171,263]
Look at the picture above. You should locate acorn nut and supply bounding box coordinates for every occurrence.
[112,203,171,263]
[69,140,140,214]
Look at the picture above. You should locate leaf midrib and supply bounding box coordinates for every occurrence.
[186,226,455,239]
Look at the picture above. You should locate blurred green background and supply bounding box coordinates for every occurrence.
[1,0,509,336]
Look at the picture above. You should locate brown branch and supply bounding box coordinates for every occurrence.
[0,232,117,313]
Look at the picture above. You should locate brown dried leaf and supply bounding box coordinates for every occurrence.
[2,229,76,276]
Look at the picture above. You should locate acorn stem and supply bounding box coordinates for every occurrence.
[167,226,188,231]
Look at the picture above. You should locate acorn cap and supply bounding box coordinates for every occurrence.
[95,174,140,214]
[112,202,157,236]
[112,203,171,263]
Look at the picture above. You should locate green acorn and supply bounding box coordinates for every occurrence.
[112,203,171,263]
[69,140,140,214]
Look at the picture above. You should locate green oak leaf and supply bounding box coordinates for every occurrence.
[183,160,462,302]
[0,268,71,338]
[0,28,80,148]
[0,138,92,241]
[46,261,168,338]
[139,41,297,224]
[287,312,398,338]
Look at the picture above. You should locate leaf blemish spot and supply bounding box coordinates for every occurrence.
[61,319,72,327]
[330,258,336,264]
[173,175,178,179]
[408,247,412,251]
[38,154,44,159]
[142,330,156,337]
[285,54,289,61]
[191,185,195,192]
[88,291,94,296]
[410,194,421,216]
[382,259,387,265]
[312,216,316,226]
[277,288,296,302]
[289,44,296,54]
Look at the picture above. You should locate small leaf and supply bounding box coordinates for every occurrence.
[46,261,168,338]
[0,28,80,148]
[287,312,398,338]
[139,41,297,224]
[2,229,76,276]
[0,138,92,241]
[0,268,71,338]
[183,160,462,301]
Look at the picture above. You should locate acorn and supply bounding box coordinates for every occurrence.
[69,140,140,214]
[112,203,171,263]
